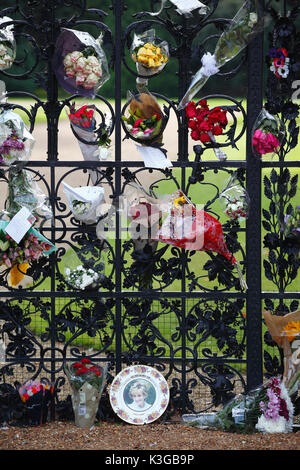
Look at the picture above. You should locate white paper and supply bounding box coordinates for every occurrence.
[146,0,207,16]
[136,145,173,169]
[63,182,104,203]
[5,207,36,243]
[170,0,207,15]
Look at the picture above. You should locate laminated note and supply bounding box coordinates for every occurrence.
[136,145,173,169]
[5,207,36,243]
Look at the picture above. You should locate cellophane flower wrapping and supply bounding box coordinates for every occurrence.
[219,173,250,222]
[178,0,265,110]
[63,246,105,291]
[155,190,247,290]
[52,28,110,98]
[122,90,164,144]
[18,379,53,426]
[185,100,228,161]
[65,359,108,428]
[5,168,53,220]
[0,220,56,286]
[0,109,34,166]
[63,182,105,224]
[67,104,112,184]
[252,108,285,159]
[131,29,169,90]
[184,377,294,434]
[0,16,16,71]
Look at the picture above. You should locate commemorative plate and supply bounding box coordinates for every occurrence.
[109,365,169,425]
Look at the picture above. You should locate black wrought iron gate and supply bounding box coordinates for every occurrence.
[0,0,299,423]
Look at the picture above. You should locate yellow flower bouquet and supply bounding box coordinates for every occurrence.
[131,29,169,77]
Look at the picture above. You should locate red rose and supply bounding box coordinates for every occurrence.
[185,101,197,119]
[72,362,82,369]
[196,108,209,120]
[198,120,213,132]
[212,125,223,136]
[190,129,201,141]
[153,112,161,121]
[198,99,208,108]
[188,119,198,130]
[199,132,211,143]
[81,358,91,364]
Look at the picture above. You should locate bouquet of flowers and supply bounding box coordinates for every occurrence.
[269,47,290,79]
[18,379,53,426]
[131,29,169,90]
[155,189,248,291]
[122,91,164,143]
[178,0,264,110]
[183,376,294,434]
[0,220,56,287]
[67,104,112,178]
[5,168,52,220]
[52,28,110,98]
[185,100,228,161]
[252,108,285,158]
[0,109,34,166]
[65,358,108,428]
[264,309,300,396]
[219,172,250,222]
[63,182,105,224]
[0,16,16,71]
[65,265,101,290]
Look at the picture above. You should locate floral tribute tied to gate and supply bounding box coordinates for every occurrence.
[185,99,229,161]
[0,16,16,71]
[178,0,265,110]
[52,28,110,98]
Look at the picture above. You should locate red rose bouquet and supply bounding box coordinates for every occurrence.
[185,100,228,160]
[65,358,108,428]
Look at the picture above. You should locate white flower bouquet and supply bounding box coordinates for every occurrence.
[65,265,101,290]
[52,28,110,98]
[219,172,250,222]
[0,109,34,166]
[178,0,265,110]
[63,182,105,224]
[0,16,16,71]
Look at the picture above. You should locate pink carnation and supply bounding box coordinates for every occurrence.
[252,129,280,155]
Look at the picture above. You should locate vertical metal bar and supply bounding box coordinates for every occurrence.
[113,0,123,374]
[245,1,265,391]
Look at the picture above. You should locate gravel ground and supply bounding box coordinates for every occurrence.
[0,421,299,451]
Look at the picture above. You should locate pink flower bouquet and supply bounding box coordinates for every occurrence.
[252,108,285,159]
[52,28,110,98]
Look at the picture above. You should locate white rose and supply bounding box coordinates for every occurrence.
[74,56,88,72]
[92,65,102,77]
[75,73,86,85]
[63,54,73,68]
[70,50,83,63]
[65,67,75,78]
[86,56,100,67]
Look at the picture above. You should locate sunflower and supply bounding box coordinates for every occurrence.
[281,321,300,342]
